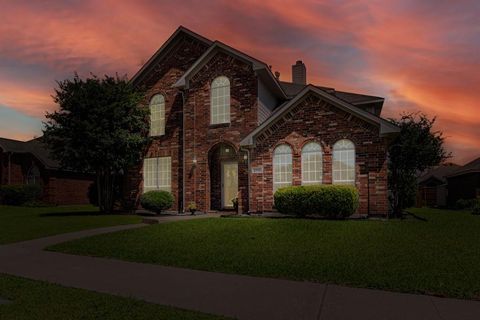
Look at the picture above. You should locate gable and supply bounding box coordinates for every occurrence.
[130,26,212,87]
[241,86,400,146]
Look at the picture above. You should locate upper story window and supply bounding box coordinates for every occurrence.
[332,139,355,185]
[301,142,323,185]
[210,76,230,124]
[273,144,292,193]
[149,94,165,136]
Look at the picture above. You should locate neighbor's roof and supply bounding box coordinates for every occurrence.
[447,157,480,178]
[240,85,400,146]
[0,137,60,169]
[418,165,460,184]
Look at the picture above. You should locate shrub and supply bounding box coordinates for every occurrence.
[455,198,477,210]
[0,184,43,205]
[274,185,359,219]
[472,199,480,215]
[140,190,174,214]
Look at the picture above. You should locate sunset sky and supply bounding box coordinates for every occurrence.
[0,0,478,163]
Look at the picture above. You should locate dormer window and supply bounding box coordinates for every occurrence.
[149,94,165,136]
[210,76,230,124]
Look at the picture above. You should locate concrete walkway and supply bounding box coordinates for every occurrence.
[1,217,480,320]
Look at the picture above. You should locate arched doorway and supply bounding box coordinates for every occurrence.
[208,143,238,210]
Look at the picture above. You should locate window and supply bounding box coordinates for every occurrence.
[26,164,41,185]
[301,142,323,185]
[149,94,165,136]
[210,76,230,124]
[332,139,355,185]
[273,144,292,192]
[143,157,171,192]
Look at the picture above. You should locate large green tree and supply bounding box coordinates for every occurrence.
[43,74,148,213]
[388,113,450,218]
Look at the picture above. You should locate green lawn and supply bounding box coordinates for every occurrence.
[0,274,229,320]
[0,205,141,244]
[49,208,480,299]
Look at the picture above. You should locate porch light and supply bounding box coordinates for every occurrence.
[192,157,197,166]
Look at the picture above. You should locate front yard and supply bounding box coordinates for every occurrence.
[50,208,480,299]
[0,274,229,320]
[0,205,141,244]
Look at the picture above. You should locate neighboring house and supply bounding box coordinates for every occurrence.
[0,137,93,205]
[124,26,400,216]
[446,157,480,207]
[417,164,459,207]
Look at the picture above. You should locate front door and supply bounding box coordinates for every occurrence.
[221,162,238,209]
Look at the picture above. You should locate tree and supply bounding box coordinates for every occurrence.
[43,74,148,213]
[388,113,450,218]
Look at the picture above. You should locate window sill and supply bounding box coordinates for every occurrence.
[209,123,230,129]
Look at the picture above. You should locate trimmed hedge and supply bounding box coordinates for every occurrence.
[274,185,359,219]
[472,199,480,215]
[0,184,43,206]
[140,190,174,214]
[456,198,477,210]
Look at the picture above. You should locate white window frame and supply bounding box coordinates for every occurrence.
[301,142,323,185]
[143,157,171,192]
[332,139,355,185]
[149,94,165,136]
[210,76,230,124]
[273,144,292,193]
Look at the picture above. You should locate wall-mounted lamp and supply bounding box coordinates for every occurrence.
[192,157,197,167]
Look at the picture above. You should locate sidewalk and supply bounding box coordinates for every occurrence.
[1,219,479,320]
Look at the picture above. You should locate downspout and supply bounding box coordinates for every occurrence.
[180,90,187,213]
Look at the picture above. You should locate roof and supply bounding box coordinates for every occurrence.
[240,85,400,146]
[447,157,480,178]
[174,41,287,99]
[0,137,60,169]
[418,165,460,184]
[130,26,212,86]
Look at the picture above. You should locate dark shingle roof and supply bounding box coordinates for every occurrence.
[0,137,60,169]
[447,157,480,178]
[418,165,460,184]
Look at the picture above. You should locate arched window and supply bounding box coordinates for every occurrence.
[149,94,165,136]
[332,139,355,185]
[210,76,230,124]
[26,164,41,185]
[302,142,323,185]
[273,144,292,192]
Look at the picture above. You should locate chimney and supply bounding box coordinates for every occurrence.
[274,71,280,80]
[292,60,306,85]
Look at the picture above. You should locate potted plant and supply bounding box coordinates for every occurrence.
[187,202,197,215]
[231,197,239,213]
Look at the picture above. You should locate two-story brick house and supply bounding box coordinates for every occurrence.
[125,26,399,216]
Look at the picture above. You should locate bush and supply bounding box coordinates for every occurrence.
[471,199,480,215]
[274,185,359,219]
[455,198,477,210]
[0,184,43,205]
[140,190,174,214]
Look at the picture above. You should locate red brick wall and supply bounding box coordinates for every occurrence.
[248,93,389,215]
[123,34,210,211]
[183,51,258,212]
[44,172,93,205]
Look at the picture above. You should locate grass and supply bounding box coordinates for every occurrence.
[49,208,480,300]
[0,274,229,320]
[0,205,141,244]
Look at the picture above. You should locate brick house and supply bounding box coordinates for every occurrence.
[0,137,93,205]
[126,26,400,216]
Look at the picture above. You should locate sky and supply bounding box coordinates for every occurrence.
[0,0,479,164]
